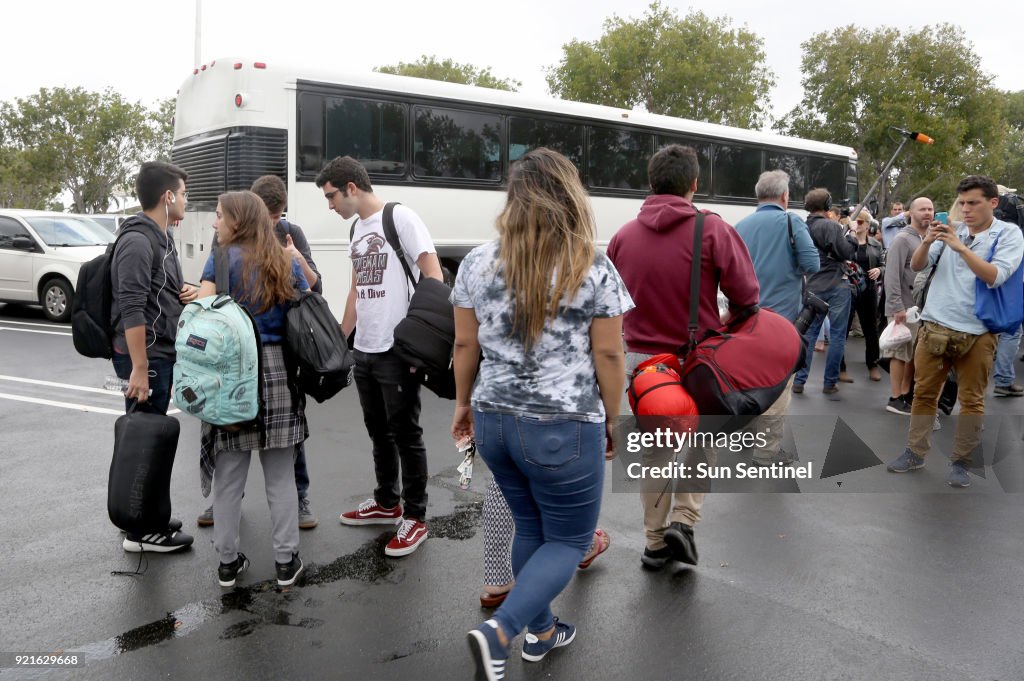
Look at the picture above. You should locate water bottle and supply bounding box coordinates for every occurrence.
[104,376,129,393]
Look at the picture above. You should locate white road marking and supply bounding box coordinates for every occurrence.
[0,374,113,395]
[0,375,181,415]
[0,319,69,329]
[0,326,72,336]
[0,392,124,415]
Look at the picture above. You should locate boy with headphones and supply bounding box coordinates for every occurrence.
[110,161,199,553]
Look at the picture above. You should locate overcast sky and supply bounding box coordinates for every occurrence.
[2,0,1021,128]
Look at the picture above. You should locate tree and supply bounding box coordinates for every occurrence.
[149,97,176,162]
[545,2,774,129]
[775,25,1007,211]
[0,112,61,209]
[1,87,154,213]
[375,56,521,91]
[999,90,1024,194]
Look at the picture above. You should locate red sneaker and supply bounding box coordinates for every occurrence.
[339,498,403,526]
[385,518,429,557]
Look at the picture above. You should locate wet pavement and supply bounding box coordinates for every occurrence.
[1,304,1023,681]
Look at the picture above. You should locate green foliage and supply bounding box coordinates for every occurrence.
[545,1,774,129]
[775,24,1007,210]
[375,56,521,92]
[1,87,154,212]
[149,97,176,162]
[0,138,61,209]
[999,90,1024,193]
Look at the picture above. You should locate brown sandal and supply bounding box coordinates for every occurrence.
[479,584,512,608]
[578,528,610,569]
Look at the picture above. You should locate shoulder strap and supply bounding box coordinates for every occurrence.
[381,202,416,287]
[786,212,799,269]
[115,223,164,274]
[214,247,230,296]
[687,212,705,354]
[985,224,1004,263]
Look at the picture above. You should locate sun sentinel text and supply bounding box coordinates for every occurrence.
[625,460,814,480]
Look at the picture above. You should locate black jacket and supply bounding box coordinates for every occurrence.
[110,214,183,359]
[806,214,858,294]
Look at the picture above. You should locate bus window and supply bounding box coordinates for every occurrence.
[657,136,711,196]
[508,117,584,173]
[588,127,655,190]
[298,93,324,174]
[808,157,846,199]
[413,106,501,181]
[711,145,761,199]
[766,153,807,202]
[325,97,406,175]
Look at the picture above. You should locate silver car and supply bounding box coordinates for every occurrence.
[0,210,114,322]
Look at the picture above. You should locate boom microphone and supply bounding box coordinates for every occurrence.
[891,126,935,145]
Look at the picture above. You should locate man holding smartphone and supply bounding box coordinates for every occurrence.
[887,176,1024,487]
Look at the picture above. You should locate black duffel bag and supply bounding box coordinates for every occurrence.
[108,406,179,535]
[392,276,456,399]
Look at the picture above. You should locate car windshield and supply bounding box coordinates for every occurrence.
[89,216,118,233]
[25,216,115,246]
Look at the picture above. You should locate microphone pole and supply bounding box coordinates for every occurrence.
[850,127,934,224]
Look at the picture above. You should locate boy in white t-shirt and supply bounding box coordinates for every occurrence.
[316,156,443,557]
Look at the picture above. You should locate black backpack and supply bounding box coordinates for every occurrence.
[350,203,456,399]
[72,222,163,359]
[995,193,1024,229]
[285,291,354,403]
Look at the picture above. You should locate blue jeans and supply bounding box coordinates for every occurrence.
[795,286,852,388]
[112,353,174,415]
[993,323,1022,387]
[474,411,605,636]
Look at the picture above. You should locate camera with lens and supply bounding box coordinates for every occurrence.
[794,291,830,336]
[838,202,853,219]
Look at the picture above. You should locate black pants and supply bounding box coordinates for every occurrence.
[841,284,880,371]
[353,348,428,520]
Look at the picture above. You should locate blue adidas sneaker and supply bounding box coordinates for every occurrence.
[521,618,576,662]
[467,619,508,681]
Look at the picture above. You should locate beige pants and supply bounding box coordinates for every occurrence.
[908,324,997,460]
[628,352,796,549]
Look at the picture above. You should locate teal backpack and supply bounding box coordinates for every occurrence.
[173,249,262,427]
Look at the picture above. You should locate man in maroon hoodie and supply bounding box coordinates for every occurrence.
[608,144,759,570]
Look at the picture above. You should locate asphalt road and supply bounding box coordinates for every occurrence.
[1,301,1022,681]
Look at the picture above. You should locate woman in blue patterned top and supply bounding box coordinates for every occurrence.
[454,148,633,680]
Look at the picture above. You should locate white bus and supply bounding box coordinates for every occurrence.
[172,58,858,308]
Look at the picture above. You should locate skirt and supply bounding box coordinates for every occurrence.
[200,344,307,496]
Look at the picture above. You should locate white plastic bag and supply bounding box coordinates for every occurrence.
[879,320,912,351]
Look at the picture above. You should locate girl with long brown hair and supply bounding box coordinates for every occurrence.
[451,148,633,680]
[197,190,310,589]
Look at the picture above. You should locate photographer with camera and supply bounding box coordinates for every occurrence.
[735,170,819,464]
[792,189,859,399]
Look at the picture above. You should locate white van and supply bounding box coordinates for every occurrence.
[0,210,114,322]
